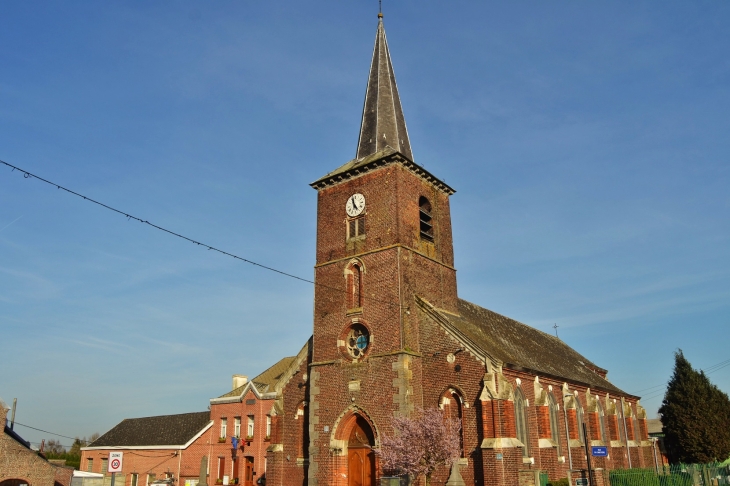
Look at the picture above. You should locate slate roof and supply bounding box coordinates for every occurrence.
[437,299,627,395]
[89,411,210,447]
[217,356,297,398]
[356,15,413,162]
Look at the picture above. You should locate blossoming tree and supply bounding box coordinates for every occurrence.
[376,408,461,486]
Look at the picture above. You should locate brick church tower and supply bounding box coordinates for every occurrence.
[306,13,458,486]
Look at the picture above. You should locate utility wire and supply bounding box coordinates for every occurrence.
[14,422,90,444]
[0,158,402,309]
[630,357,730,399]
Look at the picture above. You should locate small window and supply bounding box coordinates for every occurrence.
[234,417,241,438]
[347,217,366,239]
[131,474,138,486]
[266,415,272,438]
[598,401,607,442]
[101,458,108,475]
[419,197,434,242]
[147,474,156,486]
[632,411,639,441]
[549,393,562,455]
[346,262,363,309]
[220,417,227,439]
[247,415,255,438]
[576,401,585,444]
[514,389,529,457]
[87,458,94,472]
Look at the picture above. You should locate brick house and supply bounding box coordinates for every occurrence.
[1,406,73,486]
[80,356,302,486]
[262,14,656,486]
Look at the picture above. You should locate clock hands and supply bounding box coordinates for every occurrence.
[351,195,358,211]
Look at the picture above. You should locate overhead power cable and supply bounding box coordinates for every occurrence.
[630,356,730,399]
[0,158,401,309]
[13,422,90,444]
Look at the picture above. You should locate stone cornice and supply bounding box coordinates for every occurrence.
[310,150,455,195]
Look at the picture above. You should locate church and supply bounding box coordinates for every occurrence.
[264,13,656,486]
[81,13,657,486]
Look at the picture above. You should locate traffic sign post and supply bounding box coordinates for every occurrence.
[108,451,123,486]
[108,452,123,473]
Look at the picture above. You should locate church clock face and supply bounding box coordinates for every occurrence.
[345,193,366,217]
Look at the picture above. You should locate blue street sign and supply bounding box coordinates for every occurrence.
[592,446,608,457]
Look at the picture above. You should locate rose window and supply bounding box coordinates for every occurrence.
[346,324,369,359]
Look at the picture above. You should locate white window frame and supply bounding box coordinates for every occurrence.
[220,417,227,439]
[247,415,254,438]
[131,474,138,486]
[266,415,271,438]
[234,417,241,438]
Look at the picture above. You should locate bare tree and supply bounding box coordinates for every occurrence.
[45,439,66,454]
[376,409,460,486]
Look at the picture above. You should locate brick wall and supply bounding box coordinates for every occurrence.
[1,407,71,486]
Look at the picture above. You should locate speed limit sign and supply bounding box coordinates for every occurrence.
[108,452,123,473]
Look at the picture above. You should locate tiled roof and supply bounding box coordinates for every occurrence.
[89,412,210,447]
[251,357,296,392]
[437,299,626,395]
[216,357,297,399]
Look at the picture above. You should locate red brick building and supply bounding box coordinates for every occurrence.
[80,356,303,486]
[263,14,656,486]
[1,406,73,486]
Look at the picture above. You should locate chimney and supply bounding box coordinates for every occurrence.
[0,403,8,428]
[232,375,248,390]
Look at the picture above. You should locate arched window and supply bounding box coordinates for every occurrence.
[346,262,363,309]
[576,400,585,444]
[598,400,607,443]
[548,393,562,455]
[514,388,529,457]
[419,196,434,242]
[295,402,307,458]
[440,388,465,457]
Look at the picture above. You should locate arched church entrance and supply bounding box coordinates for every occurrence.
[346,415,375,486]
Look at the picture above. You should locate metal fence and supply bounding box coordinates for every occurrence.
[609,464,730,486]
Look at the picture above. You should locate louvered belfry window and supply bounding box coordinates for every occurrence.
[419,196,434,242]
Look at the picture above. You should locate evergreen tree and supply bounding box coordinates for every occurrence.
[659,350,730,463]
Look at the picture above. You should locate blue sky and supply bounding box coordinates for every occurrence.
[1,2,728,448]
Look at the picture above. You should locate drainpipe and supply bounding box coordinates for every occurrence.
[563,395,573,471]
[621,398,631,469]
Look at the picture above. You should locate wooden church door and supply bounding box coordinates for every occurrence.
[347,415,375,486]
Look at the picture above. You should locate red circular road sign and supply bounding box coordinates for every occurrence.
[111,459,121,470]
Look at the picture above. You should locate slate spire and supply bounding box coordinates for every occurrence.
[356,14,414,161]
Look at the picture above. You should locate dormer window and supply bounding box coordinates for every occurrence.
[419,196,434,242]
